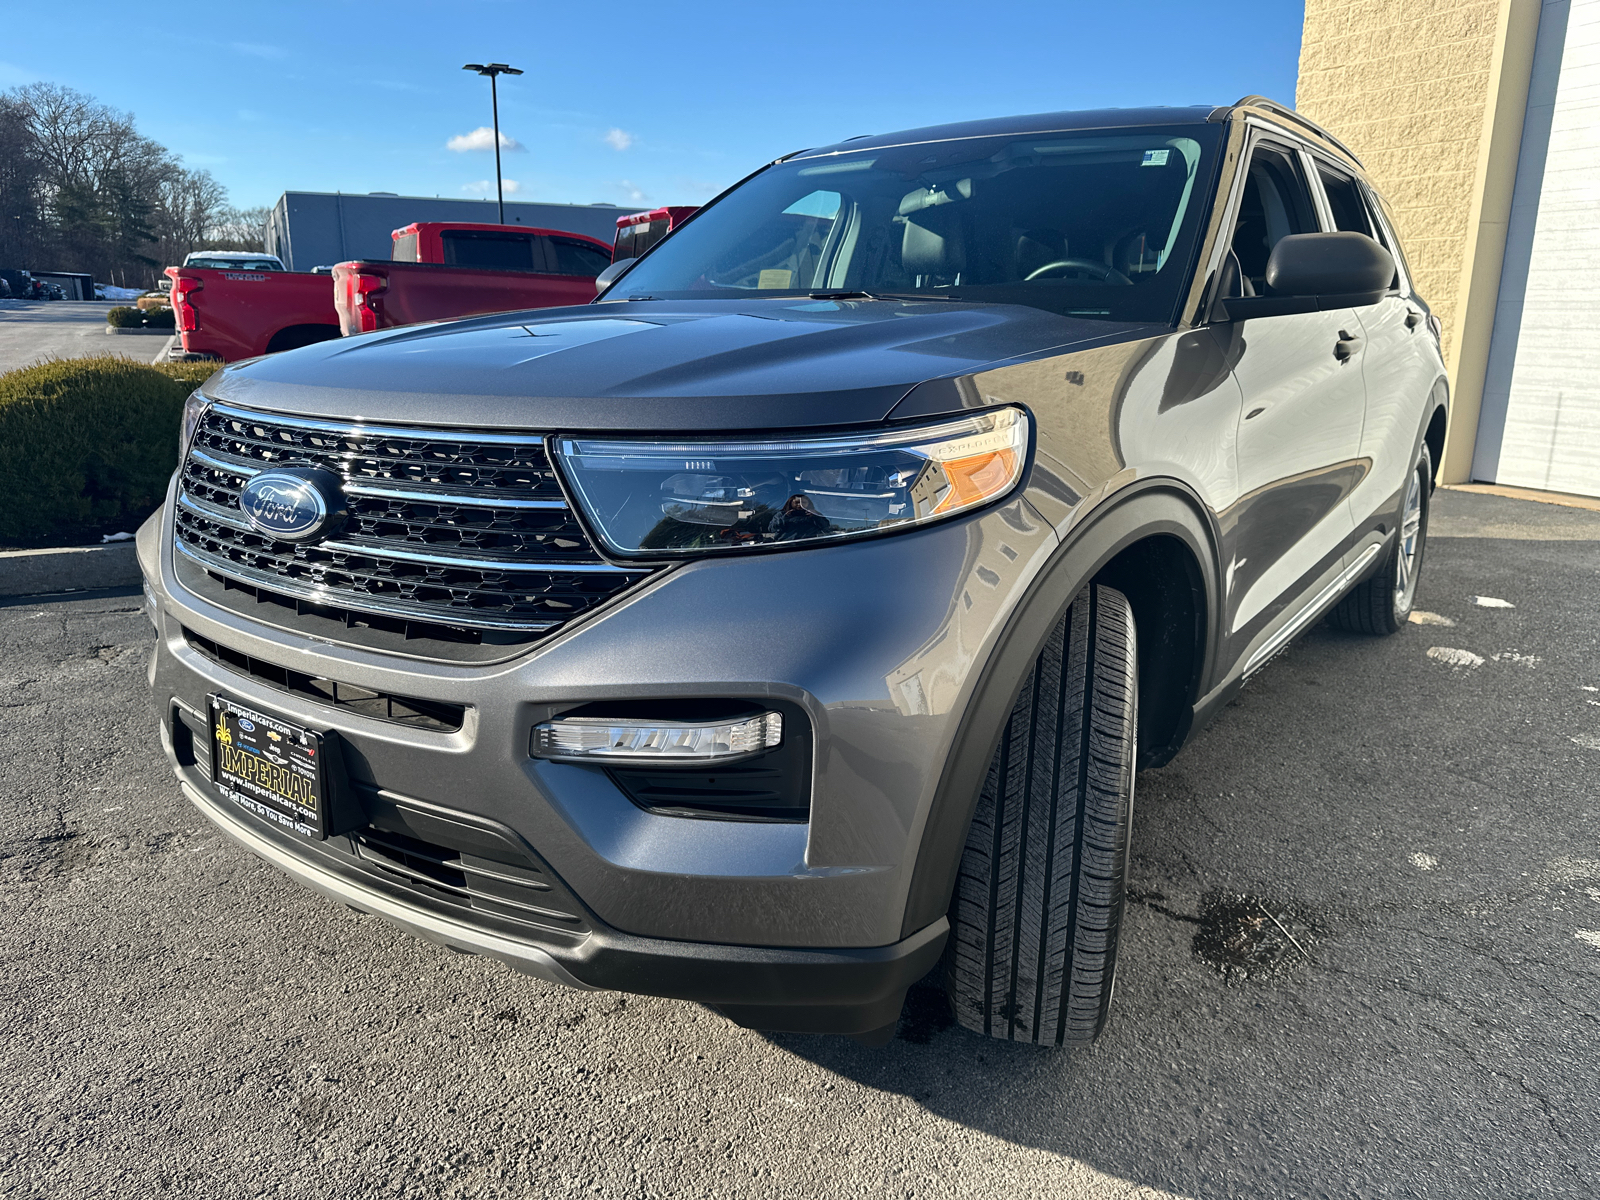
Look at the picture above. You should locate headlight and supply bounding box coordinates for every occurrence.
[179,391,209,461]
[556,406,1029,557]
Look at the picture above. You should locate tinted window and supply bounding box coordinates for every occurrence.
[1356,182,1408,292]
[548,236,613,277]
[613,226,636,262]
[440,230,539,271]
[392,232,419,262]
[185,257,283,271]
[1316,166,1373,237]
[608,125,1223,324]
[1229,144,1319,295]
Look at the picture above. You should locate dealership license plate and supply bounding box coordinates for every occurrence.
[209,694,328,839]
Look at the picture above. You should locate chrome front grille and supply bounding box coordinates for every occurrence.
[174,402,652,638]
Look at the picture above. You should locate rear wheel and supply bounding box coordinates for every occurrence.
[1329,442,1431,635]
[946,583,1138,1045]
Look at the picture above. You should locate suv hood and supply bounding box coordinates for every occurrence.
[206,299,1157,432]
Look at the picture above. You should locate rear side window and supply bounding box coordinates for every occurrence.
[392,233,419,262]
[440,230,540,271]
[1315,166,1374,237]
[1359,183,1409,293]
[613,226,636,261]
[547,236,613,277]
[1229,143,1319,295]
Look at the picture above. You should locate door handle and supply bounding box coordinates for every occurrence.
[1334,331,1362,361]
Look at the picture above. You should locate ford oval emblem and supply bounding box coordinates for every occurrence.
[238,468,343,542]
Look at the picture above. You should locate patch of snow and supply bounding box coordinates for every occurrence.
[1490,650,1541,667]
[1427,647,1484,668]
[1575,930,1600,952]
[1408,852,1439,871]
[1408,610,1455,626]
[1471,596,1515,608]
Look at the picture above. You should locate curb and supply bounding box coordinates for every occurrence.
[0,543,141,597]
[104,326,172,335]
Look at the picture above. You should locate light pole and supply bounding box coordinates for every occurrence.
[462,62,523,224]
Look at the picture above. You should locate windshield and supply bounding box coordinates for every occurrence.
[607,125,1221,323]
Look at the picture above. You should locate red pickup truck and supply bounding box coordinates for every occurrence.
[611,206,698,261]
[165,265,340,362]
[333,223,613,335]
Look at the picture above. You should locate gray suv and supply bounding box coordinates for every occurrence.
[140,97,1447,1046]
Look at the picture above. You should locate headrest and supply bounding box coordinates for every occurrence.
[903,216,965,276]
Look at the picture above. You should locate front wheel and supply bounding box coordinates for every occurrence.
[945,583,1138,1046]
[1329,442,1432,635]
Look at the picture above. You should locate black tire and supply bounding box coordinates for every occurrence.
[946,582,1138,1045]
[1329,442,1432,635]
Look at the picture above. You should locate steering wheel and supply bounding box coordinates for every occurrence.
[1024,258,1134,286]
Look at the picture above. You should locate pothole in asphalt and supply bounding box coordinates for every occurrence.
[1192,890,1321,983]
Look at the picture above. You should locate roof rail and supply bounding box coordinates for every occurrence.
[1224,95,1364,167]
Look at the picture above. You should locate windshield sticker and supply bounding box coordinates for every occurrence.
[1142,149,1171,167]
[758,269,795,290]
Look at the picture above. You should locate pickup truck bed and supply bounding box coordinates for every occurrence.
[165,266,340,362]
[333,224,613,335]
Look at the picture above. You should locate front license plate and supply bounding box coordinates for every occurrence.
[210,694,328,839]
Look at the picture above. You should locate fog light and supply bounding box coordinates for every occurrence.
[531,712,782,763]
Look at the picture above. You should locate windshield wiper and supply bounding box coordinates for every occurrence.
[807,290,962,302]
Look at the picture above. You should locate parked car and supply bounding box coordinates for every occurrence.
[141,96,1447,1047]
[611,206,699,262]
[181,251,286,272]
[163,263,341,362]
[331,222,614,335]
[0,277,10,299]
[0,269,40,300]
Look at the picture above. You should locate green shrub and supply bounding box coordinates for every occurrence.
[106,306,144,328]
[143,307,176,328]
[0,355,221,544]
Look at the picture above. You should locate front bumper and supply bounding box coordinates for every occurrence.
[177,769,945,1033]
[140,470,1058,1030]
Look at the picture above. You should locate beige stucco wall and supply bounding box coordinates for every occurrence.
[1296,0,1541,481]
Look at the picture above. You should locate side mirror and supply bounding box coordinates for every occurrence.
[1267,232,1394,301]
[594,258,632,296]
[1220,232,1395,320]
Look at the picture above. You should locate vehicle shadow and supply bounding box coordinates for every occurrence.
[764,613,1599,1197]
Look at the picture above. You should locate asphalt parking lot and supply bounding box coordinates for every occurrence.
[2,487,1596,1199]
[0,300,171,375]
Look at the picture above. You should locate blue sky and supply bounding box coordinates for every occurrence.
[3,1,1305,212]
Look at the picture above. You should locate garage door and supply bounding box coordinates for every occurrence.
[1473,0,1600,498]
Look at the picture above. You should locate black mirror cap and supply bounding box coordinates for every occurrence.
[594,258,632,296]
[1265,231,1394,300]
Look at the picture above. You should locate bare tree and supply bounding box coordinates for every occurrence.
[205,205,271,252]
[0,82,238,287]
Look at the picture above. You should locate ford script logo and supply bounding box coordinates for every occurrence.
[238,468,345,542]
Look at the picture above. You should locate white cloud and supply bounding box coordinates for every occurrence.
[616,180,650,204]
[447,127,524,153]
[604,128,635,151]
[461,180,522,196]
